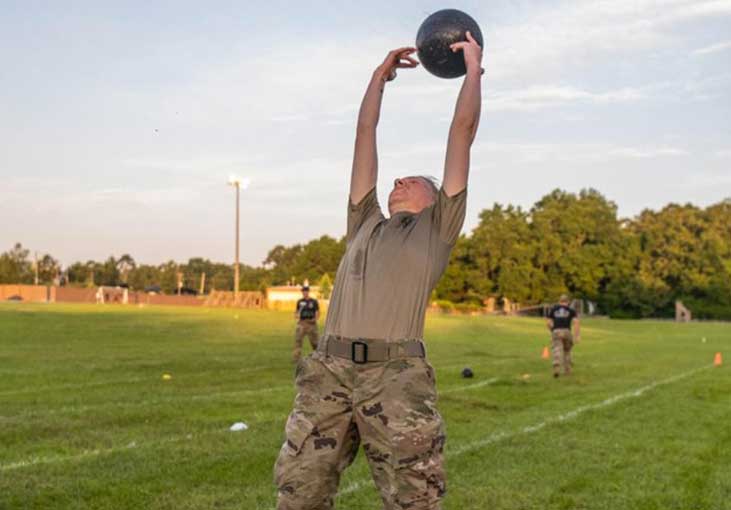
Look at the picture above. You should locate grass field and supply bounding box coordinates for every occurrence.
[1,303,730,510]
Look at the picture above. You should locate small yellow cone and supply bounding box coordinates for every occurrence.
[162,373,172,380]
[541,346,550,360]
[714,352,722,367]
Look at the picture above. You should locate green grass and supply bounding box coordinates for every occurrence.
[1,303,730,510]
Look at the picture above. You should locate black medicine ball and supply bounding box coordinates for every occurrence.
[416,9,484,79]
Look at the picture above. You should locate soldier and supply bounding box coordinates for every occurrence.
[293,285,320,363]
[274,33,483,510]
[546,294,581,378]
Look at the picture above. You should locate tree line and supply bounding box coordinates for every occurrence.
[0,236,343,298]
[2,189,729,319]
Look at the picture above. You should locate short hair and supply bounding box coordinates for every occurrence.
[559,294,570,303]
[414,175,439,199]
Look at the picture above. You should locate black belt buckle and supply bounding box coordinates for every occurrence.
[351,341,368,364]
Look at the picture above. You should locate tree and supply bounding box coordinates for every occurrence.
[264,236,345,286]
[240,265,269,292]
[529,189,624,303]
[609,200,731,318]
[128,264,160,291]
[20,192,728,319]
[264,243,304,284]
[157,261,180,294]
[436,236,488,303]
[97,257,121,286]
[471,204,534,302]
[117,254,136,284]
[66,261,90,286]
[37,254,60,284]
[0,243,33,284]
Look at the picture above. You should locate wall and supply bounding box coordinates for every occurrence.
[0,285,49,302]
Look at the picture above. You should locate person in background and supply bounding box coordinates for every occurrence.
[292,285,320,363]
[547,294,581,378]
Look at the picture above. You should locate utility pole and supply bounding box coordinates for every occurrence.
[34,252,39,285]
[235,182,240,301]
[228,176,249,303]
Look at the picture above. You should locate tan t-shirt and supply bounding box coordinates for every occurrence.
[324,187,467,341]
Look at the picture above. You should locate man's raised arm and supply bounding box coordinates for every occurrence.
[350,47,418,204]
[443,31,483,197]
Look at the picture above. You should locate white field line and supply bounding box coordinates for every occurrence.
[3,365,709,474]
[338,364,712,496]
[0,444,139,472]
[0,434,196,472]
[441,377,499,394]
[0,379,499,469]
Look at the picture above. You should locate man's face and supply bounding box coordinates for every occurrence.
[388,176,436,215]
[302,290,309,298]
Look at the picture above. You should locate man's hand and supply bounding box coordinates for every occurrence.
[449,31,483,75]
[374,47,419,82]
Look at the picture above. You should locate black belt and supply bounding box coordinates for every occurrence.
[318,335,426,364]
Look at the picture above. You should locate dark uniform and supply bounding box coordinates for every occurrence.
[548,304,578,375]
[293,297,319,362]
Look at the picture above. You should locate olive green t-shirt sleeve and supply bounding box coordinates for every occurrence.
[432,187,467,245]
[347,187,384,242]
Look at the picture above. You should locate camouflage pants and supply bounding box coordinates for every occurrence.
[274,351,445,509]
[551,329,574,374]
[293,321,319,363]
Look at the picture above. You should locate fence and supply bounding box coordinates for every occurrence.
[0,285,205,308]
[0,285,50,302]
[203,291,264,309]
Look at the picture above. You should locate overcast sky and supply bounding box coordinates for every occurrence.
[1,0,730,267]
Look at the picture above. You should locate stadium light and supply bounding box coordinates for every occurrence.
[227,175,250,302]
[228,175,250,189]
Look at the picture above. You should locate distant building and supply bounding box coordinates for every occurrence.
[266,285,321,311]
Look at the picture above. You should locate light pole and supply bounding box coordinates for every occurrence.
[228,175,250,303]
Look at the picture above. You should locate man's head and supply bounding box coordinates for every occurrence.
[301,285,310,298]
[388,176,439,215]
[559,294,570,305]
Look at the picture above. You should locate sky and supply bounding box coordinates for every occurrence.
[1,0,730,267]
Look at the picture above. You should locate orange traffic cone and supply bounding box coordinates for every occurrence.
[714,352,723,367]
[542,346,550,360]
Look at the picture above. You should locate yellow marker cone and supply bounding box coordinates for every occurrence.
[714,352,723,367]
[162,373,172,380]
[541,346,550,360]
